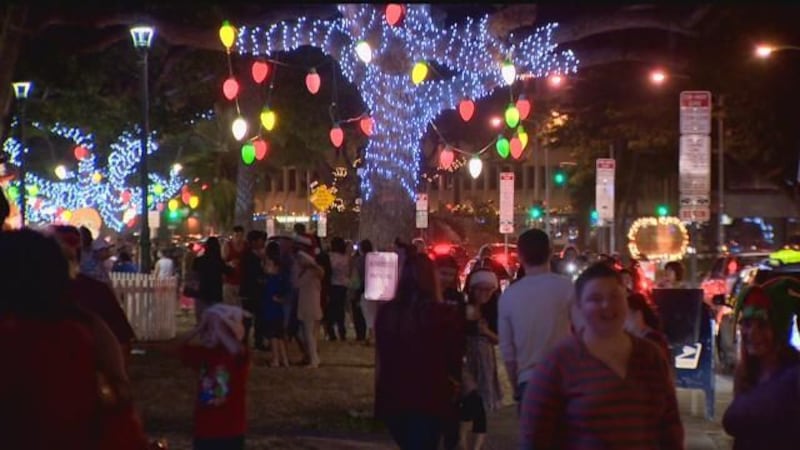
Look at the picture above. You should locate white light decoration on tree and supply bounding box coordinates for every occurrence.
[468,155,483,179]
[237,4,578,200]
[2,123,183,231]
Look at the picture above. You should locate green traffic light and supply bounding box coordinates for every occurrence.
[530,206,543,219]
[590,209,599,221]
[553,170,566,185]
[168,210,181,222]
[656,204,669,217]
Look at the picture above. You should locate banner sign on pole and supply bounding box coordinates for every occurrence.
[595,159,615,222]
[364,252,399,301]
[266,217,275,237]
[499,172,514,234]
[415,193,428,229]
[317,212,327,238]
[679,91,712,223]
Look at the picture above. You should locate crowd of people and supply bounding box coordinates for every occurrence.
[2,187,798,449]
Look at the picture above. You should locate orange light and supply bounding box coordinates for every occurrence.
[649,70,667,84]
[547,74,564,87]
[755,44,774,58]
[433,243,452,255]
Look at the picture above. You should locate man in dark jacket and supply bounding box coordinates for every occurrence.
[240,230,266,349]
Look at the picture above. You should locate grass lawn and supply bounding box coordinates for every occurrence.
[130,312,392,449]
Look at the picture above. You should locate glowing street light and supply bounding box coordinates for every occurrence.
[755,44,775,58]
[649,69,667,84]
[547,74,564,88]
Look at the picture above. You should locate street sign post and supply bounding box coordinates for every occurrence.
[415,193,428,229]
[595,159,615,222]
[499,172,514,234]
[679,92,712,224]
[679,91,712,135]
[317,212,327,238]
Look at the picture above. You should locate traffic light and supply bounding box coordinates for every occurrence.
[167,209,181,223]
[590,209,599,226]
[656,204,669,217]
[529,205,543,220]
[553,170,567,186]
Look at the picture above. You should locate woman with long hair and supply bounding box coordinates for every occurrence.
[625,292,671,360]
[723,281,800,449]
[192,237,233,322]
[375,252,464,450]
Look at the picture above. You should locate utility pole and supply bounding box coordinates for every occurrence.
[717,95,725,253]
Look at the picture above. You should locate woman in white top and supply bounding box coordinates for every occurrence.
[154,250,175,278]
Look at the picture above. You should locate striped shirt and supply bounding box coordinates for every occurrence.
[520,334,684,450]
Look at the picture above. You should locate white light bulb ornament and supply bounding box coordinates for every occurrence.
[468,155,483,179]
[231,116,248,141]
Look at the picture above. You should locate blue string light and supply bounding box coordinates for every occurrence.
[2,124,183,231]
[236,4,578,201]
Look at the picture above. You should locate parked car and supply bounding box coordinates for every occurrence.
[713,250,800,372]
[700,251,771,303]
[461,243,518,289]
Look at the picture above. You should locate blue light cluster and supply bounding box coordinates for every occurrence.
[237,3,578,200]
[2,124,183,231]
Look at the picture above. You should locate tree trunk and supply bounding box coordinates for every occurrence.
[358,176,414,251]
[233,160,255,230]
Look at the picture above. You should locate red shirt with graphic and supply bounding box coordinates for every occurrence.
[180,345,250,439]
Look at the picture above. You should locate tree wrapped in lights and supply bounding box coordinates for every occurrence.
[2,124,183,231]
[236,4,578,244]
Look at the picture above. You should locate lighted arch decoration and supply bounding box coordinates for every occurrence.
[627,216,690,262]
[2,123,184,231]
[236,4,578,200]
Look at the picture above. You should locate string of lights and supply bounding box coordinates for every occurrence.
[2,123,184,231]
[235,3,578,200]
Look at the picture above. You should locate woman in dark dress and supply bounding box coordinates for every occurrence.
[262,250,290,367]
[192,237,233,322]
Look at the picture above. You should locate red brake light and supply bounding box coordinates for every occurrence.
[493,253,508,266]
[433,244,452,255]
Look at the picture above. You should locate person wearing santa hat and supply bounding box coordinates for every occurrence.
[723,280,800,449]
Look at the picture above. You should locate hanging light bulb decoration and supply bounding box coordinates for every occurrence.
[438,145,455,169]
[496,135,510,159]
[510,137,523,159]
[232,116,248,140]
[253,139,268,160]
[222,77,239,100]
[260,108,276,131]
[168,199,179,212]
[501,59,516,85]
[359,116,374,136]
[181,188,191,205]
[516,96,532,120]
[468,155,483,179]
[329,125,344,148]
[219,21,236,49]
[517,125,529,149]
[458,99,475,122]
[54,165,68,180]
[241,142,256,165]
[305,69,321,94]
[411,61,428,85]
[355,40,372,64]
[73,145,90,161]
[251,60,269,83]
[385,4,406,26]
[189,195,200,209]
[505,103,520,128]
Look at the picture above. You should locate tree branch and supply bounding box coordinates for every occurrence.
[554,11,696,45]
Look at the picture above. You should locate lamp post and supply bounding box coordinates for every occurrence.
[12,81,32,227]
[755,44,800,59]
[130,25,154,273]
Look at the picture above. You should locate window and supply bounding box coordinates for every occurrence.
[489,165,499,190]
[476,170,485,190]
[264,174,272,192]
[515,167,523,189]
[431,177,439,190]
[276,170,285,192]
[298,171,307,196]
[526,166,535,189]
[288,169,297,192]
[444,174,453,190]
[463,173,471,191]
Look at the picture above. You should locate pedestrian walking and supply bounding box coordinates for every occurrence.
[326,237,351,341]
[520,263,684,449]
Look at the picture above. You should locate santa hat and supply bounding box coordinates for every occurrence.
[194,304,252,355]
[468,269,499,291]
[735,278,800,341]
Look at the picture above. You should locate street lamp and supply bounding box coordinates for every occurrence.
[12,81,32,227]
[754,43,800,59]
[547,74,564,88]
[130,25,154,273]
[649,69,667,84]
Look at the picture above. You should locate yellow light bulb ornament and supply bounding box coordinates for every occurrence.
[232,116,248,140]
[411,61,428,85]
[219,21,236,50]
[260,108,277,131]
[168,199,179,212]
[517,126,529,148]
[501,60,516,85]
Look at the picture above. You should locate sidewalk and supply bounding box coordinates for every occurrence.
[486,374,734,450]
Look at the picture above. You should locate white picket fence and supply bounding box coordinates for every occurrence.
[110,273,178,341]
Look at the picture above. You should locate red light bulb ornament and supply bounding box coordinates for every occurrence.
[385,4,406,26]
[439,146,455,169]
[222,77,239,100]
[510,137,523,159]
[73,145,90,161]
[253,139,268,160]
[305,69,321,94]
[251,61,269,84]
[516,96,531,120]
[458,99,475,122]
[329,126,344,148]
[359,116,374,136]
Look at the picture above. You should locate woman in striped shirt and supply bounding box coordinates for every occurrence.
[520,263,684,449]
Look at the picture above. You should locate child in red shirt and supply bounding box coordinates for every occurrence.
[180,304,251,450]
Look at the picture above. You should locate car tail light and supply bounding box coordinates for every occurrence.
[433,244,452,255]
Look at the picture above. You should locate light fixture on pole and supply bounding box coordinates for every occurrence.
[649,69,667,85]
[12,80,32,227]
[754,43,800,59]
[130,24,155,273]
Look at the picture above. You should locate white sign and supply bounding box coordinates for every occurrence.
[499,172,514,234]
[675,342,702,370]
[147,210,160,229]
[679,135,711,194]
[317,213,327,238]
[266,217,275,237]
[364,252,399,301]
[680,91,712,135]
[595,159,615,221]
[415,193,428,229]
[680,196,711,223]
